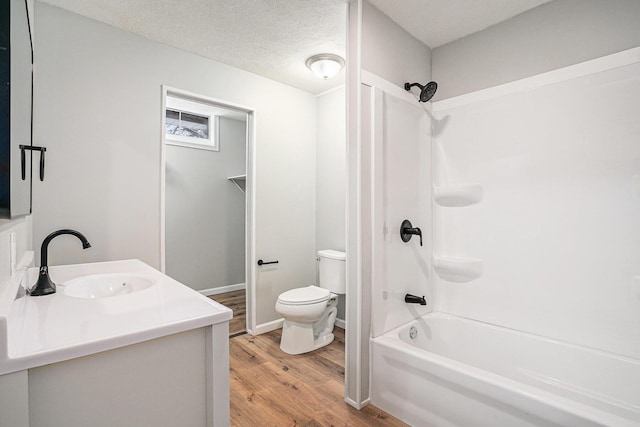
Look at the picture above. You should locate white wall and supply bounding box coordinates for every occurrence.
[32,4,317,327]
[166,117,246,292]
[316,87,346,254]
[316,86,346,320]
[0,217,32,289]
[26,0,33,40]
[361,0,431,89]
[432,0,640,100]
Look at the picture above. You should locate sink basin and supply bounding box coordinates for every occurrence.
[63,274,156,299]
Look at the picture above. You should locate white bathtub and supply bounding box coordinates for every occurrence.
[371,313,640,426]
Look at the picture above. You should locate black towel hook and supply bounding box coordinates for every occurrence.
[19,144,47,181]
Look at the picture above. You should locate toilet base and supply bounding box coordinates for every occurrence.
[278,297,338,355]
[312,333,335,351]
[279,319,336,355]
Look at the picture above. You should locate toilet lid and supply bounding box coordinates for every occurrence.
[278,285,331,306]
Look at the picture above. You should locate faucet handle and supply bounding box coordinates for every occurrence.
[400,220,423,246]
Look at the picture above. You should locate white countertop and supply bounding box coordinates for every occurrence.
[0,257,232,375]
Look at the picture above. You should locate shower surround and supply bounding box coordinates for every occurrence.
[368,48,640,425]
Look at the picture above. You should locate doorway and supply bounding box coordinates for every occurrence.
[160,86,256,334]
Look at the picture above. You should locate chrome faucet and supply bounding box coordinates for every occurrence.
[28,229,92,296]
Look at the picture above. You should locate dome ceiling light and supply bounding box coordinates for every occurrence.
[305,54,345,79]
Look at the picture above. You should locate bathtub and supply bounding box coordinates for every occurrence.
[371,313,640,426]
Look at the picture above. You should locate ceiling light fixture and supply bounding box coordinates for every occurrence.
[305,54,345,80]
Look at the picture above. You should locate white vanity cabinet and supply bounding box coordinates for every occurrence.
[0,370,29,426]
[28,324,229,426]
[0,258,232,427]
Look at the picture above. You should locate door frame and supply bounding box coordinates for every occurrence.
[159,85,257,333]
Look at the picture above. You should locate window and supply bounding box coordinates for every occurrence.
[165,95,219,151]
[166,109,209,139]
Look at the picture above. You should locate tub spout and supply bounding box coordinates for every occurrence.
[405,294,426,305]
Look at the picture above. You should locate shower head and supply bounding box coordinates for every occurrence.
[404,81,438,102]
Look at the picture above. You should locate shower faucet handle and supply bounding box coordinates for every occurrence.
[400,219,423,246]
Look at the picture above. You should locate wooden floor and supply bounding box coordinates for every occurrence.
[212,289,406,425]
[210,290,246,336]
[230,327,407,426]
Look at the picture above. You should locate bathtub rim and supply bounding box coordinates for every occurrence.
[371,311,640,427]
[394,312,640,364]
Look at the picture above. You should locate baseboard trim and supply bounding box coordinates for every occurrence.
[253,318,345,335]
[254,318,284,335]
[345,397,370,410]
[198,283,246,297]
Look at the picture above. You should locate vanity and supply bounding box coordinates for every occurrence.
[0,254,232,427]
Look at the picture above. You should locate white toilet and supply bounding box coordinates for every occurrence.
[275,249,346,355]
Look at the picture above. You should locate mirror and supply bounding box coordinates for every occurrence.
[0,0,33,219]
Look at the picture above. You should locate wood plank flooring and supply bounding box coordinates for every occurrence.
[230,328,407,426]
[210,290,246,335]
[212,288,406,425]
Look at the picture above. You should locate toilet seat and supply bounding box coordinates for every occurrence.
[277,285,330,306]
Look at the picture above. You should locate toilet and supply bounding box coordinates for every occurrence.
[275,249,346,355]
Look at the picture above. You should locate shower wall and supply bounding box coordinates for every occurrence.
[369,82,432,338]
[432,51,640,359]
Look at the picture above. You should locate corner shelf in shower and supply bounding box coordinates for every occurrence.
[227,174,246,194]
[433,256,483,283]
[433,184,483,207]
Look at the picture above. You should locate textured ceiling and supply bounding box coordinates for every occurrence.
[39,0,348,94]
[39,0,552,94]
[368,0,552,48]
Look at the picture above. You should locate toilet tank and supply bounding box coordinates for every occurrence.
[318,250,346,294]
